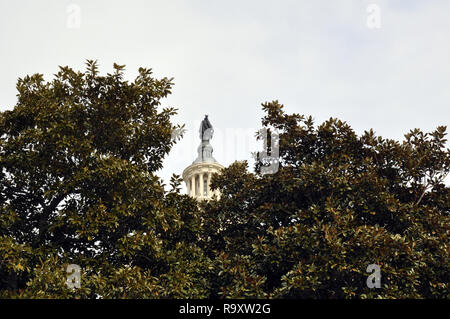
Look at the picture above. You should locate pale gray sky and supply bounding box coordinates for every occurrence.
[1,0,449,191]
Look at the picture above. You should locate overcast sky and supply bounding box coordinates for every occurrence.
[1,0,449,191]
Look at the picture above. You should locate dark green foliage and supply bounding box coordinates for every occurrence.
[1,63,448,299]
[0,61,209,298]
[201,101,449,299]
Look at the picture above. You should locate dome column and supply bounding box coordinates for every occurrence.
[191,175,196,197]
[199,172,204,198]
[206,172,211,197]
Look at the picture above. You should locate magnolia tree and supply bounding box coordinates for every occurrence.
[0,61,209,298]
[201,101,449,299]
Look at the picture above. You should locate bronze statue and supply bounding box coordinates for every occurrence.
[199,115,213,141]
[194,115,216,164]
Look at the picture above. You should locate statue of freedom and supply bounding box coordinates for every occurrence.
[199,115,214,141]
